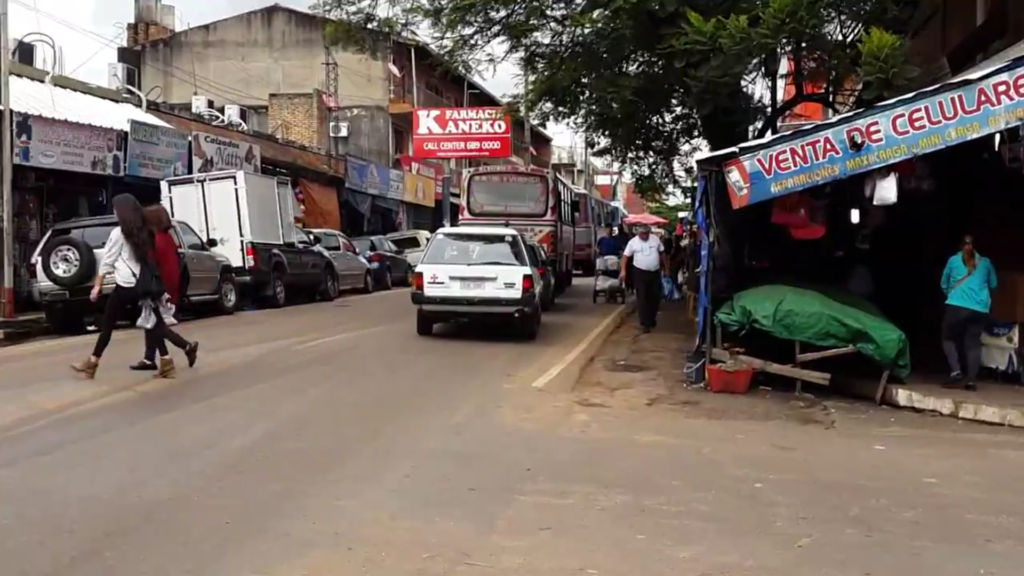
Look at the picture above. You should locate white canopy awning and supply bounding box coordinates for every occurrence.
[7,75,170,131]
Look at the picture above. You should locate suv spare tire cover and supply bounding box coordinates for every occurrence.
[40,235,97,288]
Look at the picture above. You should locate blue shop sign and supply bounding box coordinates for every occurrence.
[126,120,190,179]
[722,61,1024,209]
[347,156,389,197]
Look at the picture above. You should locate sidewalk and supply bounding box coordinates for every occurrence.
[884,381,1024,428]
[0,311,47,345]
[573,300,864,427]
[575,300,1024,429]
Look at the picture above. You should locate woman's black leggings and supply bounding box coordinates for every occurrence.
[92,285,188,360]
[92,285,136,358]
[144,314,190,361]
[941,304,988,381]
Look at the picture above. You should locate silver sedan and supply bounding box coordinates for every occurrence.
[305,228,376,293]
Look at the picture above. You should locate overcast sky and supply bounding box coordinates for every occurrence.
[10,0,576,146]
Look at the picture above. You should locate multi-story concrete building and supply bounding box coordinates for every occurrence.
[116,4,552,170]
[907,0,1024,84]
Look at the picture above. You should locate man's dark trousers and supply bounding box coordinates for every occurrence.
[633,268,662,328]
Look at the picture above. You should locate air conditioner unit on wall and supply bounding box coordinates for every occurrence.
[107,63,140,90]
[329,121,350,138]
[224,104,251,127]
[191,95,214,115]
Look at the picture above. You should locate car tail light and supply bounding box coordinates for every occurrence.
[522,273,535,294]
[537,266,546,276]
[369,253,386,263]
[244,242,256,269]
[412,271,424,292]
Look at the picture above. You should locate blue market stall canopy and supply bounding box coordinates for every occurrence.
[695,55,1024,209]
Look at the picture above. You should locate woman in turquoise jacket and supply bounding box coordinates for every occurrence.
[939,235,996,391]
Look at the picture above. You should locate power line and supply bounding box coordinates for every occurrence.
[65,29,124,78]
[14,0,402,107]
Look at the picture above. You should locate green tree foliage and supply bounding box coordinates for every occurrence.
[312,0,921,196]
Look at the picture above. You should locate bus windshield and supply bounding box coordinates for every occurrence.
[467,173,548,217]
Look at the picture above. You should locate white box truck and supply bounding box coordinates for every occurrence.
[161,170,338,307]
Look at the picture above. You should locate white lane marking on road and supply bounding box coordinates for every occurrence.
[291,325,391,350]
[530,307,623,389]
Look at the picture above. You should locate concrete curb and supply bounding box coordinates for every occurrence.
[886,385,1024,428]
[0,320,49,347]
[537,300,635,394]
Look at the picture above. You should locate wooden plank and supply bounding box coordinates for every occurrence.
[712,348,831,386]
[796,345,858,363]
[874,370,891,405]
[794,342,803,396]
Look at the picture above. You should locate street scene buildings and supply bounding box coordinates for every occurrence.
[1,1,1024,575]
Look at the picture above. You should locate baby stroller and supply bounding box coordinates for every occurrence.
[593,255,626,304]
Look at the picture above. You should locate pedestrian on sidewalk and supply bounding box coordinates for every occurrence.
[597,226,619,257]
[129,204,198,376]
[70,195,176,379]
[940,234,996,392]
[620,224,668,333]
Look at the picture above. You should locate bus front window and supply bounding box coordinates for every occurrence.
[467,173,548,217]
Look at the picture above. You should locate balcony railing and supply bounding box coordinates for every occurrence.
[389,80,458,112]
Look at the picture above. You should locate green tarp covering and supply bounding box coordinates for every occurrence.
[715,284,911,379]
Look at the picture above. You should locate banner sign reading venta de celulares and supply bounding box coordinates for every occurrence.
[722,62,1024,209]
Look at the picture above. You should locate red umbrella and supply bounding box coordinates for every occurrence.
[623,213,669,226]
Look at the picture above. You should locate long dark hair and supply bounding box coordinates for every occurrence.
[113,194,153,262]
[143,204,173,232]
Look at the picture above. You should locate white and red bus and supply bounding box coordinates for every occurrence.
[572,191,622,275]
[459,165,575,294]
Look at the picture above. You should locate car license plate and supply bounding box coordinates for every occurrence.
[44,291,69,301]
[461,280,484,290]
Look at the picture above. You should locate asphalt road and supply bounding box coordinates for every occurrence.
[3,285,1024,576]
[0,284,622,576]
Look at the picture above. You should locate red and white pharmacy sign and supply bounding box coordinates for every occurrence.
[412,107,512,159]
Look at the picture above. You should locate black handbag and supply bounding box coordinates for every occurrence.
[123,254,166,300]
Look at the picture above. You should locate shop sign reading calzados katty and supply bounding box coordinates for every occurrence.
[191,131,261,174]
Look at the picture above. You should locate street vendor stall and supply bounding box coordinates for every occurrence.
[692,52,1024,400]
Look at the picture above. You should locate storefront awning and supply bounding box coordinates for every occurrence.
[695,54,1024,209]
[8,75,171,131]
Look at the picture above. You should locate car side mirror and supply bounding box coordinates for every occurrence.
[312,236,322,245]
[394,247,404,255]
[206,238,219,248]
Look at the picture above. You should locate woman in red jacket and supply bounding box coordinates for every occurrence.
[130,205,198,376]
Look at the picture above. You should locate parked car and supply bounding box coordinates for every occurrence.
[351,235,413,290]
[163,171,337,308]
[411,226,542,340]
[525,242,555,311]
[287,226,342,304]
[30,215,237,333]
[305,228,375,293]
[386,230,432,267]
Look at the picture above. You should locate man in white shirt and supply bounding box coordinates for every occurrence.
[620,225,668,333]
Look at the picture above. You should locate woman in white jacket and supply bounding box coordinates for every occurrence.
[71,195,153,379]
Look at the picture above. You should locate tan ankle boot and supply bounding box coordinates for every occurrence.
[71,358,99,379]
[155,358,176,379]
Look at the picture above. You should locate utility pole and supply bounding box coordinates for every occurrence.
[522,69,531,167]
[582,131,590,192]
[323,46,339,157]
[0,0,13,319]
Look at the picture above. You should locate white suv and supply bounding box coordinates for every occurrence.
[410,226,542,340]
